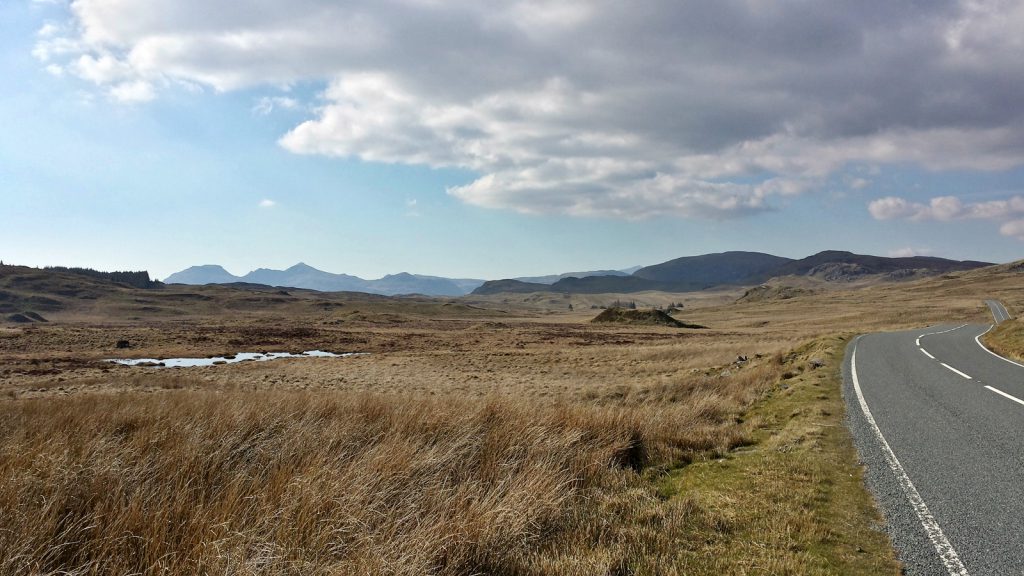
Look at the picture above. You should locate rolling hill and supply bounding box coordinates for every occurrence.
[472,250,994,295]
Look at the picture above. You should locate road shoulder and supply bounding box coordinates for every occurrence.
[842,335,953,575]
[654,335,899,573]
[982,318,1024,364]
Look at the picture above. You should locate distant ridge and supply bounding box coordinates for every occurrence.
[165,264,485,297]
[471,250,994,295]
[513,269,632,285]
[165,251,994,297]
[632,251,793,288]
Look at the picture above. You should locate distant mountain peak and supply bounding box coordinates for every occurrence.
[164,265,240,285]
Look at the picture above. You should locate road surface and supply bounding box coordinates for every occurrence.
[985,300,1011,324]
[844,301,1022,575]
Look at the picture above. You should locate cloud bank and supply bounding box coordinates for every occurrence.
[869,194,1024,240]
[35,0,1024,219]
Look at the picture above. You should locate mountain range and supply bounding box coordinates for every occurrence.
[164,264,481,296]
[164,251,993,297]
[470,250,993,295]
[164,263,643,296]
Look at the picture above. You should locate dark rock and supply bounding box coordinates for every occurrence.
[116,340,131,349]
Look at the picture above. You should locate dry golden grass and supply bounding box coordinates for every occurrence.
[984,318,1024,363]
[3,261,1020,574]
[0,358,780,575]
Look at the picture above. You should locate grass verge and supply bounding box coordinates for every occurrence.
[649,335,900,574]
[983,318,1024,364]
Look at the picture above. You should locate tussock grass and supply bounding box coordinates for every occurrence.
[983,318,1024,363]
[0,359,780,575]
[657,336,899,574]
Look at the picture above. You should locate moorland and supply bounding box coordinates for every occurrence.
[1,259,1022,575]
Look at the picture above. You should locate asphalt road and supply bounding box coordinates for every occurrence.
[986,300,1011,324]
[844,302,1023,575]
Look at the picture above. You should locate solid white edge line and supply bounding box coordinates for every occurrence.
[985,385,1024,407]
[851,338,970,575]
[921,348,936,360]
[939,363,972,379]
[974,325,1024,369]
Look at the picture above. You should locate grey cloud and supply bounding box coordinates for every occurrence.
[39,0,1024,218]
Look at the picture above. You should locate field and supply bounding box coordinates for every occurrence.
[1,262,1022,574]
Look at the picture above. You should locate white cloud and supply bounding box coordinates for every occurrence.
[869,194,1024,241]
[35,0,1024,219]
[108,80,155,103]
[259,199,276,208]
[37,23,61,38]
[869,195,1024,222]
[1000,220,1024,241]
[252,96,299,116]
[849,178,871,190]
[868,197,921,220]
[73,54,131,84]
[888,247,933,258]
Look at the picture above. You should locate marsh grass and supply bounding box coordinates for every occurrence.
[0,359,780,575]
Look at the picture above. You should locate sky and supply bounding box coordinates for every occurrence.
[2,0,1024,281]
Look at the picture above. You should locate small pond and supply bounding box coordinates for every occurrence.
[108,350,358,368]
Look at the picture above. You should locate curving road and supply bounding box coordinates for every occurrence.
[985,300,1011,324]
[844,301,1023,575]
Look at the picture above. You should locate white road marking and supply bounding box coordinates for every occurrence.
[974,325,1024,369]
[940,363,972,379]
[916,338,921,346]
[985,385,1024,407]
[918,324,969,340]
[850,338,970,576]
[921,348,936,359]
[986,300,1012,323]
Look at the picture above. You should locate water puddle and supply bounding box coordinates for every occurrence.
[108,350,358,368]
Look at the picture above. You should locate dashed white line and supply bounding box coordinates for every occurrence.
[916,338,921,346]
[918,324,969,339]
[985,385,1024,407]
[850,339,970,576]
[921,348,936,360]
[940,363,972,379]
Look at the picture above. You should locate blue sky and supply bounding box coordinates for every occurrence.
[3,1,1023,280]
